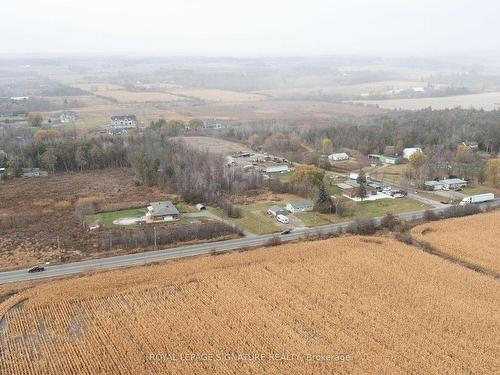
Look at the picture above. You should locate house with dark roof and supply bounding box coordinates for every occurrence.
[145,201,180,222]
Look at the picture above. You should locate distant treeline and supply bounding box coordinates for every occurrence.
[225,108,500,156]
[4,137,128,175]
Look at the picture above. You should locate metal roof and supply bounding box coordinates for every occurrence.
[288,200,313,209]
[148,201,180,216]
[440,178,467,184]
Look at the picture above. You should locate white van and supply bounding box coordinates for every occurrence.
[276,214,289,224]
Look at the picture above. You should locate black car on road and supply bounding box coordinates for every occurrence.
[28,266,45,273]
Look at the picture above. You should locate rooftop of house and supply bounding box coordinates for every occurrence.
[148,201,180,216]
[440,178,467,184]
[288,200,313,209]
[265,165,289,172]
[329,152,349,158]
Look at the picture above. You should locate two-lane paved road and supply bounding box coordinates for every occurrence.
[1,200,498,284]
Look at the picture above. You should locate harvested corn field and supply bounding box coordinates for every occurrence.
[1,235,499,374]
[412,209,500,274]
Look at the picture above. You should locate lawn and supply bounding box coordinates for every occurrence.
[355,198,429,217]
[295,198,427,227]
[175,202,198,213]
[371,164,408,185]
[232,202,282,234]
[462,185,498,197]
[295,211,348,227]
[270,171,293,181]
[85,208,146,227]
[209,202,282,234]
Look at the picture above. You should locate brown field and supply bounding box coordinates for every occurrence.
[411,209,500,274]
[0,234,499,374]
[70,83,184,103]
[0,169,169,270]
[173,88,266,102]
[355,91,500,110]
[175,136,251,155]
[256,80,442,98]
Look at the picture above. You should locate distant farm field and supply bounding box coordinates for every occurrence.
[1,234,498,374]
[173,88,266,102]
[355,91,500,110]
[70,83,183,103]
[411,209,500,274]
[257,80,442,98]
[175,136,250,155]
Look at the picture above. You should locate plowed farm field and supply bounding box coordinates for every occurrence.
[1,234,499,374]
[412,209,500,274]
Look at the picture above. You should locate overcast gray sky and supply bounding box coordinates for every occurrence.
[1,0,498,56]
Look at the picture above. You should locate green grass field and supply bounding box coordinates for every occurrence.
[355,198,429,217]
[175,202,198,213]
[209,202,283,234]
[270,171,293,181]
[295,211,347,227]
[462,185,498,197]
[371,164,408,185]
[85,208,146,227]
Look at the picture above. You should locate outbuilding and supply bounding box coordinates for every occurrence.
[379,155,401,165]
[328,152,349,161]
[267,205,288,217]
[264,165,289,174]
[22,168,40,177]
[440,178,467,190]
[424,180,445,191]
[403,147,422,159]
[195,203,207,211]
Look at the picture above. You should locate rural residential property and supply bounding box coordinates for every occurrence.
[145,201,180,222]
[1,2,499,374]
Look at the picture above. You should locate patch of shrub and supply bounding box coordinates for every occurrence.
[217,199,242,218]
[423,210,438,221]
[380,213,400,231]
[441,205,481,219]
[75,196,105,208]
[395,231,413,245]
[32,199,53,207]
[54,200,71,210]
[347,217,377,235]
[265,236,282,247]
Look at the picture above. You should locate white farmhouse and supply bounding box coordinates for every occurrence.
[286,200,313,214]
[264,165,289,174]
[403,147,422,159]
[328,152,349,161]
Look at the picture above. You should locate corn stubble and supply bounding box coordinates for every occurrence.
[412,209,500,274]
[0,234,499,374]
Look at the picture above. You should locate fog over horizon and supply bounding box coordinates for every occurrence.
[1,0,498,58]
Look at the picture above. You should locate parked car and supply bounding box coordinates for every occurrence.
[28,266,45,273]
